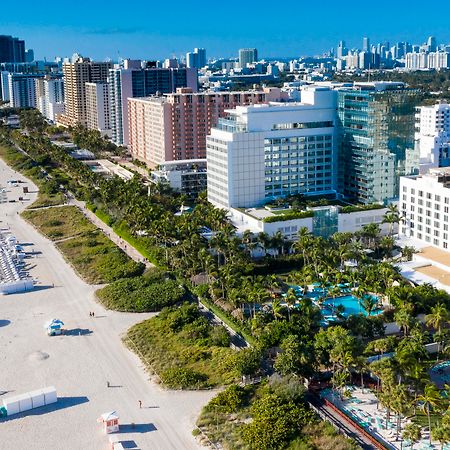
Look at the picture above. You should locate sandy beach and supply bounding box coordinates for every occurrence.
[0,157,215,449]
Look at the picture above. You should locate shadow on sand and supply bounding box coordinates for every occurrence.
[119,423,157,434]
[0,396,89,422]
[121,440,139,449]
[64,328,93,336]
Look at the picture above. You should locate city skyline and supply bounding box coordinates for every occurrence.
[2,0,450,60]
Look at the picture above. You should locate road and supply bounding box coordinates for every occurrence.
[0,158,215,450]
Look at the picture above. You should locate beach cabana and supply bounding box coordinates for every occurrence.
[98,411,120,434]
[44,319,64,336]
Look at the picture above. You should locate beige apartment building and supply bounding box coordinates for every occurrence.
[128,87,286,167]
[85,82,111,136]
[57,57,112,127]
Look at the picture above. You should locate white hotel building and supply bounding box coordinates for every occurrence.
[416,102,450,173]
[400,167,450,251]
[207,86,337,209]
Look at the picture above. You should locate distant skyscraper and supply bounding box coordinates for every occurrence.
[0,35,25,63]
[57,57,112,127]
[8,73,43,108]
[363,37,370,52]
[238,48,258,68]
[195,48,206,67]
[25,49,34,63]
[185,48,206,69]
[427,36,437,52]
[337,41,348,59]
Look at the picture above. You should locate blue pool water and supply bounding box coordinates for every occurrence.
[321,295,381,317]
[289,285,382,321]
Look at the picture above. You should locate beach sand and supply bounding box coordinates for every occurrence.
[0,157,214,449]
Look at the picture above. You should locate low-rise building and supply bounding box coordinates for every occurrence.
[229,204,390,240]
[150,159,207,198]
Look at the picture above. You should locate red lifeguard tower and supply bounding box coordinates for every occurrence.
[97,411,120,434]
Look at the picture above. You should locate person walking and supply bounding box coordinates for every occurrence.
[139,400,142,409]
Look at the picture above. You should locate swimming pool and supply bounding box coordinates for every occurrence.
[289,285,382,320]
[321,295,382,317]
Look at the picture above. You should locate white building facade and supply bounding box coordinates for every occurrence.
[85,82,111,137]
[415,102,450,173]
[35,77,65,122]
[400,167,450,251]
[207,86,338,209]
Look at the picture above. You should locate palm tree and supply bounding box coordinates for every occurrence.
[395,308,415,337]
[383,203,401,237]
[416,384,443,443]
[426,303,449,360]
[403,423,422,450]
[361,295,379,317]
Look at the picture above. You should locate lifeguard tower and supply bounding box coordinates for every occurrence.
[98,411,120,434]
[45,319,64,336]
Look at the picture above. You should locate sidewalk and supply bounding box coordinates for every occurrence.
[67,194,154,270]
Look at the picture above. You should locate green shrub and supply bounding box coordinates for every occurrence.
[161,367,208,389]
[208,385,246,413]
[97,274,183,312]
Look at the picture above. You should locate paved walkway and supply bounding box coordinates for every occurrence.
[307,394,382,450]
[66,194,154,270]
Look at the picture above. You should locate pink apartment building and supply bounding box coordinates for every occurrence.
[127,87,286,167]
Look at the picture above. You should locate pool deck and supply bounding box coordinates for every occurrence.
[321,387,437,450]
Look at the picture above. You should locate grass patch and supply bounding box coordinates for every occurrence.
[57,232,144,284]
[125,303,238,389]
[28,192,65,208]
[22,206,96,241]
[22,205,144,284]
[96,269,184,312]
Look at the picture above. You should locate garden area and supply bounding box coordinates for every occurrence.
[196,375,358,450]
[96,269,185,312]
[125,303,259,389]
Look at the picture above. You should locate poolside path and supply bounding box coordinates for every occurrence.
[307,394,382,450]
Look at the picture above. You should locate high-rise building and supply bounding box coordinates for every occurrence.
[337,82,420,204]
[363,37,370,52]
[35,75,65,122]
[85,82,111,136]
[415,102,450,172]
[337,41,348,59]
[8,73,43,108]
[185,48,206,69]
[400,167,450,251]
[195,48,206,68]
[427,36,437,52]
[128,87,285,168]
[238,48,258,68]
[207,86,337,209]
[108,60,198,146]
[57,57,112,127]
[0,71,10,101]
[0,35,25,63]
[25,49,34,63]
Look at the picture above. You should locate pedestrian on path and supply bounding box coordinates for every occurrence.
[139,400,142,409]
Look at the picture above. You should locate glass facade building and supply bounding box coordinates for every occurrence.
[337,83,421,204]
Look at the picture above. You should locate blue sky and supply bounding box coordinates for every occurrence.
[2,0,450,61]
